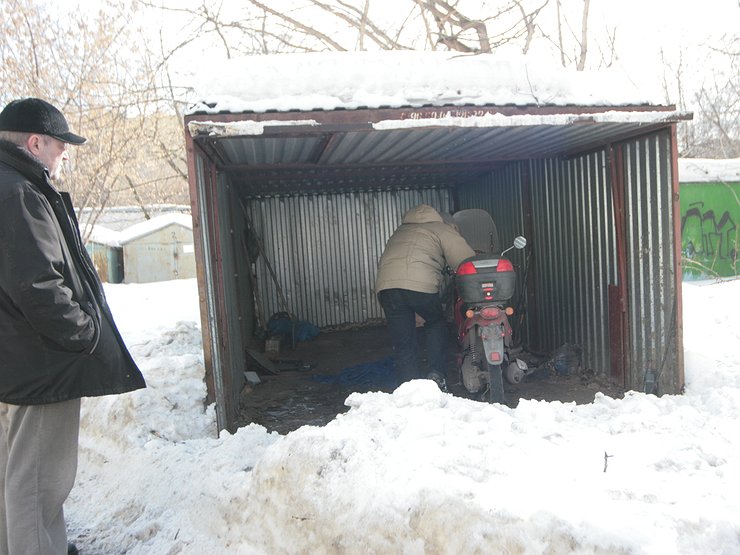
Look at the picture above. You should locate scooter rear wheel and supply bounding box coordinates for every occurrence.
[487,362,505,404]
[475,333,505,404]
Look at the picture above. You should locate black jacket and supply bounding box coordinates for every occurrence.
[0,140,145,404]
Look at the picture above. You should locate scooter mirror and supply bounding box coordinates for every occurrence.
[514,236,527,249]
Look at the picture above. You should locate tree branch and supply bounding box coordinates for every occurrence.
[246,0,347,51]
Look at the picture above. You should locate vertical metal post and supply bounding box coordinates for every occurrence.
[670,124,685,392]
[608,144,629,387]
[520,161,539,350]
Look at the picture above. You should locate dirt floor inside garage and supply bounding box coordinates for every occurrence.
[236,325,626,435]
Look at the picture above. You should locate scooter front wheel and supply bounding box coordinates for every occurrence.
[487,362,505,404]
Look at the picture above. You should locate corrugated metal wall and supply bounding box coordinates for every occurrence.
[458,155,618,375]
[192,146,261,431]
[529,152,618,373]
[454,134,680,393]
[621,131,679,394]
[216,177,250,414]
[458,164,527,245]
[243,188,452,328]
[192,152,230,428]
[194,131,682,433]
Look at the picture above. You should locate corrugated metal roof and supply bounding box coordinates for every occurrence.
[187,104,690,195]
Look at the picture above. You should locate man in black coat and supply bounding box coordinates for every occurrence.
[0,98,146,555]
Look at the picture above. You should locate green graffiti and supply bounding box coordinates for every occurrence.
[680,181,740,280]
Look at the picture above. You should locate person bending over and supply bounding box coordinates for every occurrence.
[375,204,474,390]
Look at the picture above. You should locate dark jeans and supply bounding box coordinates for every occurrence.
[378,288,448,384]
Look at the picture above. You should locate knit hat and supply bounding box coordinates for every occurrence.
[0,98,86,144]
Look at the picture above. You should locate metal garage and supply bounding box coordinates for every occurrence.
[183,52,690,431]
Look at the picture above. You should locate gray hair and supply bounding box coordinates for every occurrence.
[0,130,34,146]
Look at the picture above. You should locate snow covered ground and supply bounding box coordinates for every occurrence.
[66,277,740,554]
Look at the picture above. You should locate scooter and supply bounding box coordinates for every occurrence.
[451,209,529,404]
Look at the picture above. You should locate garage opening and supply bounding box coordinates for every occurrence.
[184,52,688,432]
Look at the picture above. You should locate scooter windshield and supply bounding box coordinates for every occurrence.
[452,208,501,254]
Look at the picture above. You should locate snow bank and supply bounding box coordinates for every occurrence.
[679,158,740,183]
[66,277,740,553]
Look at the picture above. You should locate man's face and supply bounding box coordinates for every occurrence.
[33,135,69,180]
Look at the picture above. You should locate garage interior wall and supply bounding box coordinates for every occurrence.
[242,187,453,329]
[216,177,253,416]
[529,151,618,377]
[191,151,226,424]
[192,151,259,428]
[456,155,617,377]
[453,132,681,395]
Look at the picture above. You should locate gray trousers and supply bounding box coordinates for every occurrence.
[0,399,80,555]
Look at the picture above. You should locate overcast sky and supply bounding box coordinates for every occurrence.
[57,0,739,110]
[160,0,737,103]
[594,0,737,78]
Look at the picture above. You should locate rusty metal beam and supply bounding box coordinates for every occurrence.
[609,144,629,388]
[184,136,219,432]
[186,103,685,128]
[219,158,505,175]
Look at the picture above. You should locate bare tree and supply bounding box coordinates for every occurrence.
[142,1,552,56]
[659,47,695,155]
[546,0,594,69]
[576,0,590,70]
[414,0,494,52]
[662,33,740,158]
[0,0,189,237]
[691,35,740,157]
[5,0,731,241]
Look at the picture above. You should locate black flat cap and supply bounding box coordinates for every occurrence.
[0,98,86,145]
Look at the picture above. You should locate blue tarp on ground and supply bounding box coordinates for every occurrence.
[311,357,398,390]
[267,315,320,342]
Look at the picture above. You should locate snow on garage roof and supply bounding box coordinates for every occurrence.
[182,51,691,192]
[84,224,121,247]
[118,214,193,245]
[678,158,740,183]
[186,50,667,116]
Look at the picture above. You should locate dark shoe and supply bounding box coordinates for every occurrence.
[68,543,79,555]
[426,372,448,393]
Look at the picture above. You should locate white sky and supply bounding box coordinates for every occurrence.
[594,0,738,95]
[53,0,739,112]
[63,276,740,553]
